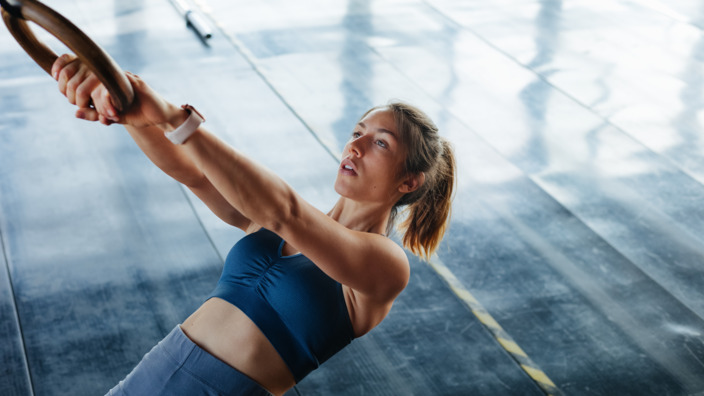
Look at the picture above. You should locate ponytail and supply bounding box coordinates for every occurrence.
[399,139,455,260]
[381,101,456,260]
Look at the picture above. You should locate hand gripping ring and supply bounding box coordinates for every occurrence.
[1,0,134,112]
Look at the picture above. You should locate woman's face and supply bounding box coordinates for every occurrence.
[334,108,409,205]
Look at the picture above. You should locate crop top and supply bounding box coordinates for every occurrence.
[207,228,355,382]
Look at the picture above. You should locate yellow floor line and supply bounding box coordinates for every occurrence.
[429,255,563,396]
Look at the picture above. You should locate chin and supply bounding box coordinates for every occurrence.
[333,182,350,198]
[333,178,346,196]
[333,179,358,201]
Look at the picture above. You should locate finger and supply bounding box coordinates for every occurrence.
[124,71,146,90]
[64,66,89,105]
[94,85,120,123]
[75,73,101,109]
[98,114,115,126]
[51,53,77,80]
[57,60,82,98]
[75,108,99,122]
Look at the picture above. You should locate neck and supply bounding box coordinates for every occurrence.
[328,197,394,235]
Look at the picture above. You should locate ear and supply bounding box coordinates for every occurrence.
[399,172,425,194]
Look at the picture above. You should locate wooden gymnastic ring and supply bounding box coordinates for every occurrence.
[1,0,134,112]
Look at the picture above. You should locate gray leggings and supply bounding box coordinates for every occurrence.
[106,325,273,396]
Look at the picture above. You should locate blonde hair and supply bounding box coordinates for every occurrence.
[362,101,456,260]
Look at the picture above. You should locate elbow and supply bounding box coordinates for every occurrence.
[262,188,302,234]
[154,158,205,187]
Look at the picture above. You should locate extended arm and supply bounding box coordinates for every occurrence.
[179,126,409,301]
[126,121,252,230]
[52,54,251,230]
[52,55,409,305]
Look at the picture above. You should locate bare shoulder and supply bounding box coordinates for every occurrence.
[342,237,410,336]
[277,210,410,304]
[356,232,411,301]
[370,233,410,268]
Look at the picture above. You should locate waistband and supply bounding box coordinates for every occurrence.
[163,325,273,396]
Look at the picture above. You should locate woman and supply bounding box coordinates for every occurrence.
[52,53,455,396]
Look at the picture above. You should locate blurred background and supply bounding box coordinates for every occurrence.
[1,0,703,394]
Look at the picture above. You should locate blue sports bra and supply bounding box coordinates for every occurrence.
[208,228,355,382]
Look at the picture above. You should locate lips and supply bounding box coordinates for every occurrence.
[340,158,358,176]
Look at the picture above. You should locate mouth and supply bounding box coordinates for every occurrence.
[340,159,357,176]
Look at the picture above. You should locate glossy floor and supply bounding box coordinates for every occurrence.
[1,0,703,395]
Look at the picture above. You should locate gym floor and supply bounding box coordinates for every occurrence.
[1,0,704,395]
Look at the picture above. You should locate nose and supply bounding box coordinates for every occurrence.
[347,136,364,157]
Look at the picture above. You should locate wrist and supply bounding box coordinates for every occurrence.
[163,104,206,144]
[159,104,191,132]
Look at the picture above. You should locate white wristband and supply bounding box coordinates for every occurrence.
[164,104,205,144]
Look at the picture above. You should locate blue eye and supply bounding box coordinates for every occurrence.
[376,140,388,149]
[352,131,361,139]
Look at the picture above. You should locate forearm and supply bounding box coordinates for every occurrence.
[124,107,204,186]
[182,128,298,231]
